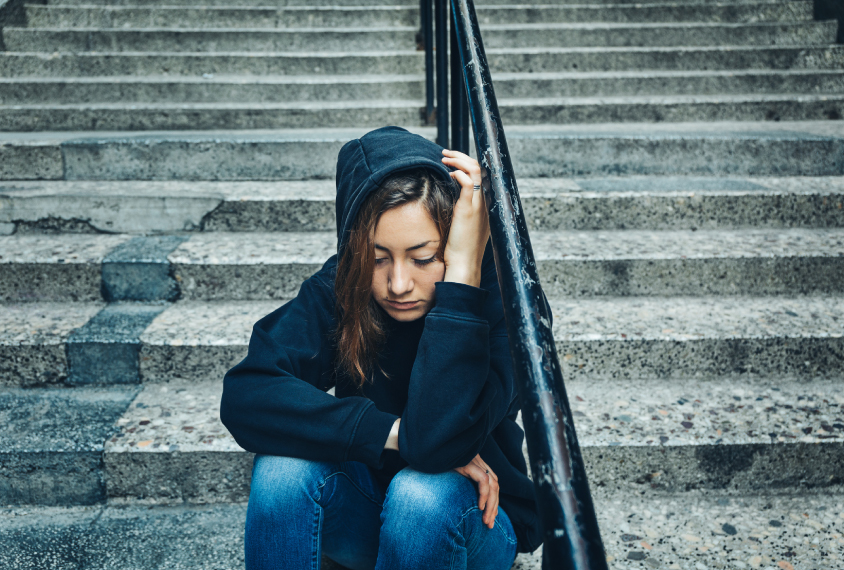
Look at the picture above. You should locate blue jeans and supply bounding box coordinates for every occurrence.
[245,455,519,570]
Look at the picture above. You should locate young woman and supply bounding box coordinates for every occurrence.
[221,126,541,570]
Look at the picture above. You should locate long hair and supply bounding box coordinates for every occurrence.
[334,168,456,388]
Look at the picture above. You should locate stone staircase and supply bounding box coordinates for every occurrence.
[1,0,844,568]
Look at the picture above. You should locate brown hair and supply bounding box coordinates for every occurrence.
[334,168,456,387]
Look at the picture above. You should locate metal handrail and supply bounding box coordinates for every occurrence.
[425,1,609,567]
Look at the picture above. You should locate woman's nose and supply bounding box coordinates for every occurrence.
[388,262,413,295]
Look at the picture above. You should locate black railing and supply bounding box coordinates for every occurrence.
[422,1,609,568]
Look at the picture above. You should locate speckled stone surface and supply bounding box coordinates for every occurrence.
[5,177,844,233]
[551,295,844,380]
[104,381,250,503]
[138,299,279,383]
[1,492,841,570]
[567,377,844,493]
[0,386,137,505]
[532,227,844,296]
[0,234,129,302]
[169,232,333,299]
[102,376,844,503]
[0,302,103,386]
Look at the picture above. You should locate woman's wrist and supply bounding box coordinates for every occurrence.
[384,418,401,451]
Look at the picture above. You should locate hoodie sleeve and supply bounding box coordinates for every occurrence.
[398,280,519,472]
[220,273,399,468]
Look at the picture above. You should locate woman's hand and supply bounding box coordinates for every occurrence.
[441,149,490,288]
[454,454,499,529]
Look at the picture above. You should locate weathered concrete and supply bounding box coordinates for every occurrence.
[67,303,166,385]
[102,236,189,302]
[23,3,814,28]
[0,386,137,505]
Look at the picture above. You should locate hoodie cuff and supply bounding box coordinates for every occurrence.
[347,403,400,468]
[431,281,489,320]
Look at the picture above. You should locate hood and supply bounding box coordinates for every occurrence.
[334,126,457,255]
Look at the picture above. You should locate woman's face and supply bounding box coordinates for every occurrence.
[372,201,445,322]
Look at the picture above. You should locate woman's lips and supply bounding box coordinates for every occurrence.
[386,300,420,310]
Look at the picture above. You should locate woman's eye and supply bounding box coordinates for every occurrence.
[414,256,438,267]
[375,258,387,265]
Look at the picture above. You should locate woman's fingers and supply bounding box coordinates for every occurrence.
[454,455,500,530]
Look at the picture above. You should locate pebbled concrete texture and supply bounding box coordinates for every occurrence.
[23,3,813,28]
[138,300,278,383]
[1,122,842,181]
[0,386,137,505]
[168,231,334,300]
[0,233,129,302]
[102,235,189,302]
[0,302,103,387]
[5,177,844,234]
[4,94,844,132]
[0,180,225,233]
[104,381,249,503]
[0,101,426,132]
[0,75,425,105]
[0,493,842,570]
[3,21,834,53]
[67,303,166,385]
[3,27,419,53]
[0,51,425,78]
[100,376,844,504]
[551,295,844,380]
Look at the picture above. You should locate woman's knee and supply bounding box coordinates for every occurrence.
[248,455,333,515]
[382,468,476,528]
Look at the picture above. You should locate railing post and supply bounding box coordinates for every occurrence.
[434,0,449,147]
[449,16,469,154]
[449,0,609,568]
[420,0,434,123]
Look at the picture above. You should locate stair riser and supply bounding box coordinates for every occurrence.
[6,188,844,235]
[501,98,844,125]
[5,22,834,53]
[2,136,842,181]
[0,452,106,506]
[45,0,803,5]
[3,256,843,303]
[508,136,844,177]
[4,99,843,132]
[3,28,418,53]
[0,53,424,78]
[0,79,425,105]
[25,3,814,28]
[4,47,841,78]
[4,73,843,105]
[7,331,843,389]
[0,106,425,132]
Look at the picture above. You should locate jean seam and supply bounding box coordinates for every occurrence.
[459,506,518,545]
[314,471,384,509]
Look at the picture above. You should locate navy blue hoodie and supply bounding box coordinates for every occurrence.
[220,126,542,553]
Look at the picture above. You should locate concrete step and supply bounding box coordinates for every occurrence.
[44,0,802,5]
[4,293,843,386]
[0,385,138,506]
[3,45,842,78]
[2,26,419,53]
[499,93,844,125]
[2,493,843,569]
[4,177,844,235]
[2,228,844,302]
[0,75,425,105]
[4,94,844,131]
[0,101,425,131]
[2,122,842,180]
[23,2,814,29]
[3,70,843,105]
[4,376,842,507]
[5,20,836,53]
[0,51,423,78]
